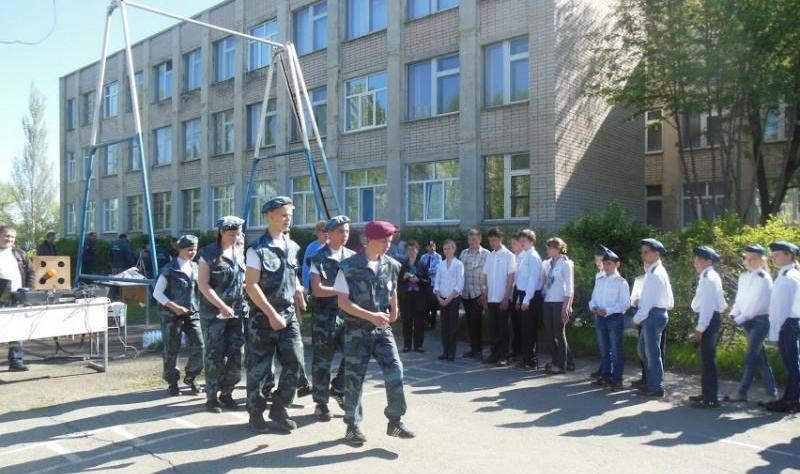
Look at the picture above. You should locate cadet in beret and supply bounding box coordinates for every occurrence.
[726,244,777,404]
[765,241,800,413]
[197,216,248,413]
[688,246,727,408]
[333,220,415,446]
[244,196,307,433]
[153,235,204,396]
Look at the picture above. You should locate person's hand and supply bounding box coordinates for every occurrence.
[438,297,446,308]
[598,309,607,317]
[268,314,287,331]
[371,311,390,327]
[727,315,738,326]
[561,306,572,324]
[500,298,509,311]
[294,290,307,312]
[219,304,235,318]
[632,298,640,308]
[521,302,529,311]
[171,304,189,316]
[692,330,703,343]
[515,301,521,310]
[480,294,488,308]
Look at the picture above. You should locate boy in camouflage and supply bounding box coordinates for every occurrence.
[333,220,415,446]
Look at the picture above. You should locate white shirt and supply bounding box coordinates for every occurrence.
[730,269,772,324]
[514,248,544,304]
[691,267,728,332]
[434,258,464,298]
[769,264,800,341]
[633,259,674,324]
[0,247,22,291]
[631,274,645,306]
[482,246,516,303]
[153,258,195,305]
[588,271,631,316]
[542,256,574,303]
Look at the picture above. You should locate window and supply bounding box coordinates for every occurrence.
[152,191,172,231]
[407,159,460,222]
[764,106,792,142]
[66,152,76,183]
[292,175,324,226]
[484,154,529,220]
[104,144,119,175]
[81,91,94,126]
[65,203,76,235]
[247,100,277,148]
[128,137,141,170]
[184,49,202,91]
[347,0,386,39]
[292,87,327,140]
[294,1,327,55]
[103,198,119,233]
[125,70,144,111]
[86,200,96,233]
[682,182,725,226]
[345,72,387,131]
[680,112,722,149]
[408,54,459,120]
[214,36,237,82]
[183,118,201,160]
[154,61,172,101]
[248,19,277,71]
[212,109,235,154]
[408,0,458,19]
[182,188,201,230]
[102,81,119,118]
[344,168,387,223]
[153,126,172,165]
[484,36,529,106]
[645,110,662,153]
[127,195,143,233]
[82,148,93,180]
[212,185,235,223]
[249,180,278,227]
[646,185,663,228]
[65,98,76,129]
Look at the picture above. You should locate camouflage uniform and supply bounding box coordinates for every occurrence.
[339,252,407,428]
[245,232,304,418]
[198,242,248,401]
[158,259,204,384]
[310,244,354,405]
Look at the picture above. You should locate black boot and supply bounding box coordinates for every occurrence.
[269,406,297,432]
[183,376,199,395]
[205,398,222,413]
[219,393,238,410]
[248,409,271,433]
[167,383,180,396]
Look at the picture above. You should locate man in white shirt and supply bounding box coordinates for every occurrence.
[0,225,34,371]
[589,246,630,390]
[765,241,800,413]
[482,228,516,366]
[633,238,674,397]
[688,246,727,408]
[726,244,777,404]
[513,229,544,369]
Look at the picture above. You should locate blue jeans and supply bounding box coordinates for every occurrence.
[778,318,800,403]
[637,308,668,391]
[597,313,625,383]
[700,312,721,402]
[737,315,777,398]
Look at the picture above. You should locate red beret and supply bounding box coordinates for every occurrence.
[364,220,396,240]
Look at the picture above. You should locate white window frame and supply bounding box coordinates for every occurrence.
[103,198,119,233]
[645,109,663,153]
[126,195,143,233]
[682,182,725,227]
[153,126,172,165]
[763,105,792,143]
[65,98,76,129]
[406,159,460,223]
[184,49,202,91]
[247,100,277,148]
[343,168,387,223]
[249,180,278,228]
[344,71,387,132]
[484,36,529,107]
[291,176,319,227]
[65,202,76,235]
[183,118,201,161]
[248,19,277,71]
[105,144,119,175]
[346,0,387,40]
[129,137,141,171]
[408,53,460,120]
[646,185,663,228]
[82,91,94,126]
[214,36,237,82]
[126,70,144,111]
[86,200,96,233]
[182,188,202,231]
[213,109,235,155]
[292,87,327,140]
[102,81,119,118]
[152,192,172,231]
[680,112,722,149]
[154,61,173,101]
[407,0,459,20]
[294,1,327,55]
[212,185,235,223]
[483,153,530,221]
[82,148,92,180]
[66,152,76,183]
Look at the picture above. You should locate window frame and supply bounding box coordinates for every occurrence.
[102,198,119,234]
[343,168,387,223]
[292,86,327,141]
[211,185,235,223]
[294,1,327,56]
[153,126,173,166]
[65,98,76,129]
[126,195,143,233]
[247,100,277,149]
[154,61,173,102]
[66,152,76,183]
[681,182,726,227]
[102,81,119,119]
[65,202,76,235]
[346,0,387,40]
[248,19,278,71]
[344,71,388,132]
[213,36,237,83]
[182,118,202,161]
[407,0,459,20]
[407,53,460,120]
[212,109,235,155]
[249,180,278,228]
[104,144,119,176]
[645,109,663,153]
[183,49,203,92]
[482,153,530,221]
[406,159,460,223]
[182,188,202,231]
[128,137,142,171]
[483,36,529,107]
[152,191,172,232]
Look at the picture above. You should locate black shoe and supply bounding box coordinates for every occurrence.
[206,399,223,414]
[630,378,646,388]
[414,347,424,353]
[167,383,180,396]
[639,388,665,398]
[764,400,793,413]
[609,382,624,392]
[8,361,29,372]
[485,355,500,364]
[345,425,367,446]
[591,379,611,387]
[589,369,601,380]
[688,394,704,402]
[297,384,312,398]
[331,389,345,410]
[447,355,455,361]
[262,388,273,402]
[566,363,576,372]
[387,420,416,439]
[496,359,509,367]
[438,354,448,361]
[183,377,199,395]
[691,400,720,409]
[462,351,476,358]
[403,347,411,353]
[248,410,271,434]
[314,403,332,421]
[219,393,238,410]
[269,408,297,432]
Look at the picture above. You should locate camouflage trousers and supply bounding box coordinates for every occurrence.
[199,315,245,400]
[343,321,407,428]
[246,311,303,415]
[311,309,346,405]
[160,311,204,384]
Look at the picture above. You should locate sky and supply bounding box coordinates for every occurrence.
[0,0,222,184]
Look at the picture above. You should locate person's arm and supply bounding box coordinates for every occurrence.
[694,278,715,336]
[588,281,599,314]
[501,255,515,310]
[153,273,190,316]
[311,270,339,298]
[608,279,631,315]
[453,260,464,298]
[633,274,658,324]
[333,270,387,326]
[294,275,307,313]
[521,256,539,307]
[197,257,234,317]
[244,248,287,330]
[561,261,574,322]
[388,289,399,323]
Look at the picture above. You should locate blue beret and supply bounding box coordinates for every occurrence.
[177,234,199,249]
[261,196,293,213]
[215,215,245,230]
[325,215,350,232]
[743,244,766,256]
[600,245,620,262]
[769,241,800,256]
[641,238,667,255]
[693,245,720,262]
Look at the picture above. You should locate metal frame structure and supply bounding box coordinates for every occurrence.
[76,0,339,290]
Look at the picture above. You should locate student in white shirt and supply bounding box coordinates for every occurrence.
[542,237,574,374]
[589,246,630,390]
[726,244,777,404]
[509,236,523,359]
[513,229,544,369]
[435,239,465,361]
[688,246,727,408]
[481,227,517,366]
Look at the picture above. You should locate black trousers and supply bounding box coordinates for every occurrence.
[487,302,510,360]
[440,297,462,357]
[424,285,439,328]
[510,289,524,356]
[463,296,484,354]
[401,291,426,349]
[520,291,543,364]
